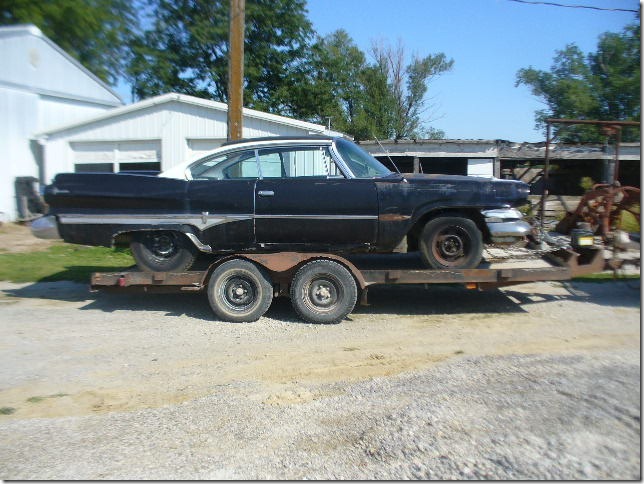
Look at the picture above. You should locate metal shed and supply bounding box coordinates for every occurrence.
[36,93,344,181]
[0,24,122,221]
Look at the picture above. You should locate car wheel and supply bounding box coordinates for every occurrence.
[207,259,273,322]
[290,259,357,324]
[130,231,198,272]
[419,216,483,269]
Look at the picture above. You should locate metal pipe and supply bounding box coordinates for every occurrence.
[540,121,552,239]
[614,126,622,184]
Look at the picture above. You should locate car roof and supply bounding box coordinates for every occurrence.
[158,136,339,179]
[220,135,336,147]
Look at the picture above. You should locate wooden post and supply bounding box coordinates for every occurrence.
[227,0,245,141]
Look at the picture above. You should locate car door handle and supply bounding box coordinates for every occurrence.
[257,190,275,197]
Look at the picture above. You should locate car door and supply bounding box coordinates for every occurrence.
[254,145,379,247]
[186,149,257,250]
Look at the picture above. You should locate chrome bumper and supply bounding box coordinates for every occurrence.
[31,215,61,239]
[482,209,532,244]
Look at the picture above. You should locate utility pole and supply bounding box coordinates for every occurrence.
[227,0,245,141]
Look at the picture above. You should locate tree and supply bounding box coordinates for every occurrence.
[516,23,640,142]
[287,33,452,140]
[128,0,314,112]
[370,40,454,139]
[282,30,395,140]
[0,0,139,85]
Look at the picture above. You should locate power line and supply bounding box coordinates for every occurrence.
[508,0,639,13]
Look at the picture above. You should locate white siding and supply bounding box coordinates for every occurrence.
[42,99,332,178]
[0,26,121,106]
[38,96,110,133]
[187,138,227,159]
[0,86,39,221]
[0,25,122,219]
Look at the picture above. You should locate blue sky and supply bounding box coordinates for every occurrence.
[114,0,638,142]
[304,0,639,141]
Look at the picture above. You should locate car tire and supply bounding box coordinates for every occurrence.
[207,259,273,322]
[290,259,357,324]
[419,216,483,269]
[130,231,198,272]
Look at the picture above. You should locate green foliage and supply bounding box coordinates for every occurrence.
[128,0,314,111]
[0,407,16,415]
[0,0,140,85]
[286,33,453,140]
[2,0,454,139]
[516,24,640,142]
[579,176,596,191]
[618,206,640,233]
[0,244,134,283]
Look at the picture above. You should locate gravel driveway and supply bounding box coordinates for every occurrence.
[0,278,640,479]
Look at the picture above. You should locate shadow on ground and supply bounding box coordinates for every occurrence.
[2,266,639,323]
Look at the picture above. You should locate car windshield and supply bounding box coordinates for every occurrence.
[334,139,393,178]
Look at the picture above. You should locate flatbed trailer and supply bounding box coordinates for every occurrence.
[90,247,606,324]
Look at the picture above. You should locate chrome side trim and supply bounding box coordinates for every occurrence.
[184,233,212,252]
[31,215,61,239]
[254,214,378,220]
[58,213,252,231]
[58,213,379,226]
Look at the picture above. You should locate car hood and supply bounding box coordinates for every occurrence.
[385,173,530,207]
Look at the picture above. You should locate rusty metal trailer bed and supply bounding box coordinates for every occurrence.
[90,247,606,324]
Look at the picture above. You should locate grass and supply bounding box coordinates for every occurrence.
[0,244,135,283]
[573,272,640,282]
[26,393,70,403]
[618,206,640,234]
[0,407,16,415]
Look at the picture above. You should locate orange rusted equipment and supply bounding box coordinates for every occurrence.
[555,183,640,240]
[543,118,640,241]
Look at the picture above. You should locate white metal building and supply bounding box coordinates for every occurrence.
[36,93,343,181]
[0,24,122,221]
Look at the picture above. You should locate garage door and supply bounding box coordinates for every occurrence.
[71,141,161,173]
[467,158,494,178]
[187,138,226,160]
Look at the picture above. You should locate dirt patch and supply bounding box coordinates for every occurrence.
[0,279,639,419]
[0,223,57,253]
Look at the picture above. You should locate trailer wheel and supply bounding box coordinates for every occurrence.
[290,259,357,324]
[419,216,483,269]
[130,231,197,272]
[207,259,273,322]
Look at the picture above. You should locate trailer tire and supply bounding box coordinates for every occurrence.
[419,216,483,269]
[290,259,357,324]
[130,231,198,272]
[207,259,273,322]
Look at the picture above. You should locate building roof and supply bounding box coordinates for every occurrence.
[0,24,122,106]
[36,92,345,138]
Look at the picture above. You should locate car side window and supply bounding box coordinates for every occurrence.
[222,152,259,179]
[257,146,343,178]
[189,150,257,180]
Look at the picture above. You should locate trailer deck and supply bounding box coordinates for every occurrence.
[91,247,604,293]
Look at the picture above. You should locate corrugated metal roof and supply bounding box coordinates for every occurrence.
[36,92,345,138]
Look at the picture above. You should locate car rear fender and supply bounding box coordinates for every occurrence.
[112,225,211,252]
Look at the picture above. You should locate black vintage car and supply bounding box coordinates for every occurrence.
[33,136,531,271]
